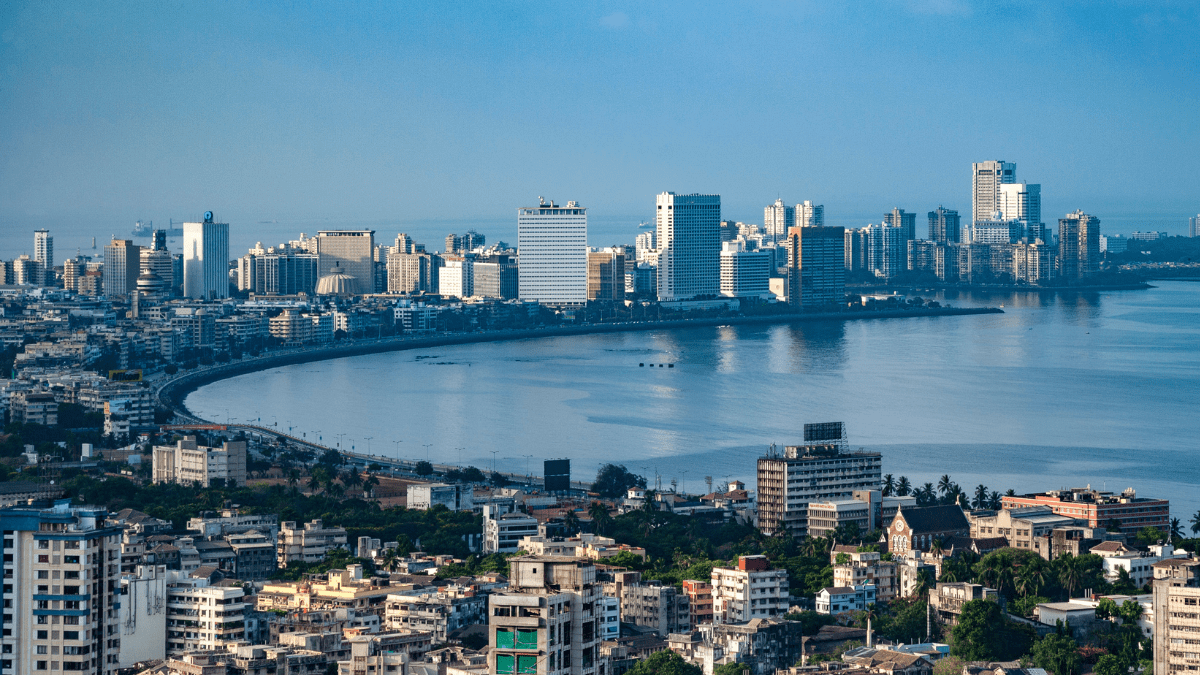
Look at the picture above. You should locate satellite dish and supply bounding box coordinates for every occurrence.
[204,211,214,222]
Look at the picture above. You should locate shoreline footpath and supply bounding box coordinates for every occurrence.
[159,305,1003,416]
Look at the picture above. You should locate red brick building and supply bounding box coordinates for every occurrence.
[1000,487,1168,537]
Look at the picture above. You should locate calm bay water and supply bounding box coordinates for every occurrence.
[187,281,1200,521]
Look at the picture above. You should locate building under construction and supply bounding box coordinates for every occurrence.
[756,422,882,539]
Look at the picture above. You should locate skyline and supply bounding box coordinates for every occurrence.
[2,2,1198,258]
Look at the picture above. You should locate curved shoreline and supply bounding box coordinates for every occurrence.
[161,306,1003,417]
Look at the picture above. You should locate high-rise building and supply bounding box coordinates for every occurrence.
[488,556,602,675]
[438,257,474,298]
[719,240,771,299]
[796,201,824,228]
[786,226,846,308]
[908,240,956,281]
[182,212,230,300]
[864,224,905,279]
[1191,215,1200,238]
[12,255,42,286]
[140,248,176,295]
[656,192,721,301]
[0,500,123,675]
[587,248,625,302]
[972,160,1017,224]
[474,254,519,299]
[387,252,437,294]
[445,230,485,255]
[1057,210,1101,280]
[757,423,882,538]
[927,207,961,244]
[34,229,53,285]
[238,247,318,296]
[844,228,868,273]
[518,198,588,307]
[635,230,656,261]
[1012,241,1055,285]
[313,230,374,296]
[883,208,917,243]
[999,182,1043,240]
[151,228,167,252]
[1152,558,1200,675]
[764,199,794,244]
[710,555,789,623]
[103,239,142,297]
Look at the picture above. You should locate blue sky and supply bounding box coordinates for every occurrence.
[1,1,1197,255]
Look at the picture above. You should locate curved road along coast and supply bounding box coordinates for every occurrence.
[160,305,1002,416]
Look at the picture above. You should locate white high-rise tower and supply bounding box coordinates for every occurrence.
[764,199,794,244]
[656,192,721,301]
[34,229,53,285]
[972,161,1016,223]
[999,182,1043,240]
[517,198,588,307]
[183,211,230,300]
[795,201,824,228]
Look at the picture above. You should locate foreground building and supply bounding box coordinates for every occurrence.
[0,500,123,675]
[1153,558,1200,674]
[710,555,789,623]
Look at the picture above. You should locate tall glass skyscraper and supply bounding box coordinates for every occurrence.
[656,192,721,301]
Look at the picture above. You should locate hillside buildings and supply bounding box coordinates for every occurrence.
[518,199,588,307]
[656,192,721,301]
[277,518,349,565]
[183,213,230,300]
[710,555,789,623]
[151,436,247,488]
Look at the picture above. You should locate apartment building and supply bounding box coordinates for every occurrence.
[967,506,1077,551]
[929,583,997,626]
[1001,487,1169,538]
[258,565,398,617]
[152,436,247,488]
[407,483,472,511]
[620,583,690,636]
[1152,557,1200,675]
[832,550,899,603]
[681,580,714,626]
[489,556,603,675]
[815,584,876,617]
[165,575,247,655]
[277,519,348,566]
[338,630,435,675]
[0,500,123,675]
[483,508,539,555]
[710,555,789,624]
[384,587,487,642]
[1093,542,1186,588]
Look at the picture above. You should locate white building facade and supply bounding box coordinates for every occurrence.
[656,192,721,301]
[719,241,771,299]
[518,199,588,307]
[182,213,230,300]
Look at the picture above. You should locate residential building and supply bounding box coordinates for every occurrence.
[387,251,437,294]
[844,227,868,273]
[152,436,247,488]
[0,500,123,675]
[929,583,997,626]
[681,580,713,627]
[864,224,905,279]
[999,182,1043,241]
[719,240,771,299]
[908,240,956,281]
[445,230,486,255]
[338,630,435,675]
[103,239,142,297]
[393,300,439,332]
[927,207,961,244]
[656,192,721,301]
[621,583,690,636]
[1092,542,1185,588]
[807,500,873,540]
[967,507,1076,552]
[756,423,882,538]
[483,507,539,555]
[1057,211,1101,281]
[10,389,58,425]
[1191,215,1200,238]
[438,257,474,298]
[832,550,899,603]
[883,208,918,248]
[475,254,519,299]
[815,584,876,617]
[277,519,348,566]
[258,565,398,616]
[1032,525,1110,561]
[965,218,1022,245]
[786,225,846,308]
[34,229,53,285]
[886,505,971,555]
[237,246,318,295]
[634,230,656,261]
[408,483,473,511]
[1012,240,1055,284]
[165,573,247,655]
[796,200,824,229]
[710,555,789,624]
[1000,487,1169,538]
[384,587,488,642]
[1102,234,1128,254]
[226,530,279,581]
[316,230,375,295]
[116,565,168,667]
[600,596,620,641]
[182,214,230,300]
[764,199,794,244]
[972,160,1017,224]
[488,556,603,675]
[1152,558,1200,675]
[587,248,626,302]
[518,198,588,307]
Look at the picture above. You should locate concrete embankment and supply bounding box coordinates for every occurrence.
[160,305,1002,414]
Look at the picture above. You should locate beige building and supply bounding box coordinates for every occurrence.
[152,436,247,488]
[338,629,434,675]
[258,565,404,616]
[929,582,997,626]
[277,518,348,566]
[807,499,872,539]
[1153,558,1200,674]
[710,555,789,624]
[967,506,1077,552]
[165,576,247,655]
[832,550,899,602]
[10,389,58,425]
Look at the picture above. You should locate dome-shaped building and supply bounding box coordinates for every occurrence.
[135,270,166,296]
[316,264,357,296]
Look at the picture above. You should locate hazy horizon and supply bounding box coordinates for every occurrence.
[2,2,1198,259]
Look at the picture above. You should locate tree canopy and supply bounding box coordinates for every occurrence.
[593,463,647,499]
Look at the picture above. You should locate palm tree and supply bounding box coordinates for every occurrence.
[896,476,912,497]
[937,474,953,497]
[1005,488,1016,497]
[882,474,895,497]
[1192,509,1200,535]
[287,468,300,490]
[973,484,990,510]
[1170,517,1184,541]
[988,491,1002,510]
[563,509,581,534]
[362,474,380,498]
[588,502,612,535]
[913,568,935,599]
[1058,555,1082,599]
[861,603,878,646]
[307,474,321,494]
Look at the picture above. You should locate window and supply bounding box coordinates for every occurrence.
[36,661,48,671]
[496,629,515,649]
[496,654,515,674]
[516,629,538,649]
[517,655,538,674]
[37,571,48,579]
[38,555,49,563]
[37,630,48,639]
[64,631,79,640]
[38,541,49,550]
[64,556,79,564]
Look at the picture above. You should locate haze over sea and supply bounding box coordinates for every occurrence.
[187,281,1200,521]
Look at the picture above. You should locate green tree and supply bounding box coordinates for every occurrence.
[414,461,433,476]
[1094,597,1119,621]
[896,476,911,496]
[1093,654,1125,675]
[1030,634,1081,675]
[593,463,647,499]
[951,600,1033,661]
[713,663,750,675]
[626,650,700,675]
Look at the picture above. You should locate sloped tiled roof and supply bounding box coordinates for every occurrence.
[899,505,970,534]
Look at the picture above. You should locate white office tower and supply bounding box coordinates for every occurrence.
[438,257,474,298]
[635,230,656,262]
[764,199,794,244]
[656,192,721,301]
[182,212,230,299]
[0,500,123,675]
[795,201,824,228]
[720,240,771,299]
[999,182,1044,240]
[315,230,375,295]
[34,229,53,284]
[517,198,588,307]
[972,160,1017,224]
[1190,214,1199,238]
